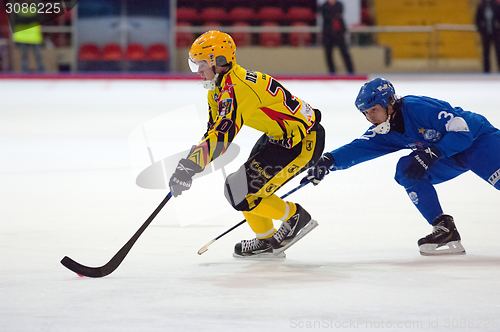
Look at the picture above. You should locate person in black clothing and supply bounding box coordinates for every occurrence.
[475,0,500,73]
[320,0,354,74]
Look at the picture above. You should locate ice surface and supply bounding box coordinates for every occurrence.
[1,76,500,332]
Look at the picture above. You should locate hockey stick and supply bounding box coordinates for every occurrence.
[61,192,173,278]
[197,180,311,255]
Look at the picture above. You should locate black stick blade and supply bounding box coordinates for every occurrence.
[60,192,172,278]
[61,256,109,278]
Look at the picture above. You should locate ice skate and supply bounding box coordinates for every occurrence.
[269,204,318,254]
[418,214,466,256]
[233,238,286,258]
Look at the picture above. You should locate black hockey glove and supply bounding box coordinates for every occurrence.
[169,158,203,197]
[403,146,441,180]
[301,152,335,185]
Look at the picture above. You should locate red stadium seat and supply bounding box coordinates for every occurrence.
[176,22,194,47]
[176,7,198,22]
[78,44,100,61]
[200,8,227,22]
[231,22,252,47]
[289,22,311,47]
[259,22,281,47]
[287,7,316,22]
[228,7,256,22]
[102,43,123,60]
[126,44,146,61]
[257,7,286,22]
[148,44,169,61]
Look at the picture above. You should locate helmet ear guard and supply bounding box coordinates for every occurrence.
[215,55,230,66]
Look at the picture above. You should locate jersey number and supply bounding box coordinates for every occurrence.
[438,111,454,121]
[267,78,300,114]
[215,118,233,134]
[360,130,376,140]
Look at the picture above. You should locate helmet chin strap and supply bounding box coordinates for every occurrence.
[373,114,391,134]
[201,73,219,90]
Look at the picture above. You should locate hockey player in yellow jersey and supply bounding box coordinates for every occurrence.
[169,31,325,257]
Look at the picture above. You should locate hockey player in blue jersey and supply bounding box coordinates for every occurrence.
[303,78,500,255]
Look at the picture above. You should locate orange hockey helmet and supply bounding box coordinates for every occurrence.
[188,30,236,72]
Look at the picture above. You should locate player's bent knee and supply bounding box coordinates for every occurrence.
[232,198,251,211]
[224,166,250,211]
[394,155,414,187]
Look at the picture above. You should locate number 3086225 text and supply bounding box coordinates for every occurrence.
[5,2,62,14]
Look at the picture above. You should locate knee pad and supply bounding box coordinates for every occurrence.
[224,165,251,211]
[394,155,417,188]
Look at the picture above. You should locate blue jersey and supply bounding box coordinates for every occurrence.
[330,95,499,170]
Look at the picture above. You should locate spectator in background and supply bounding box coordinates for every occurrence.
[358,0,375,46]
[320,0,354,74]
[361,0,374,26]
[475,0,500,73]
[12,4,45,73]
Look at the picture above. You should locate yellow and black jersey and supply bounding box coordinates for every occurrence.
[187,64,317,169]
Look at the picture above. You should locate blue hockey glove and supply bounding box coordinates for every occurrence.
[169,158,203,197]
[403,146,441,180]
[301,152,335,185]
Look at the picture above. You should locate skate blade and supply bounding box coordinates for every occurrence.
[419,240,466,256]
[273,219,319,254]
[233,252,286,259]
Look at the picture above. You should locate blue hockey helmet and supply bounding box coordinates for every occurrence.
[355,78,395,112]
